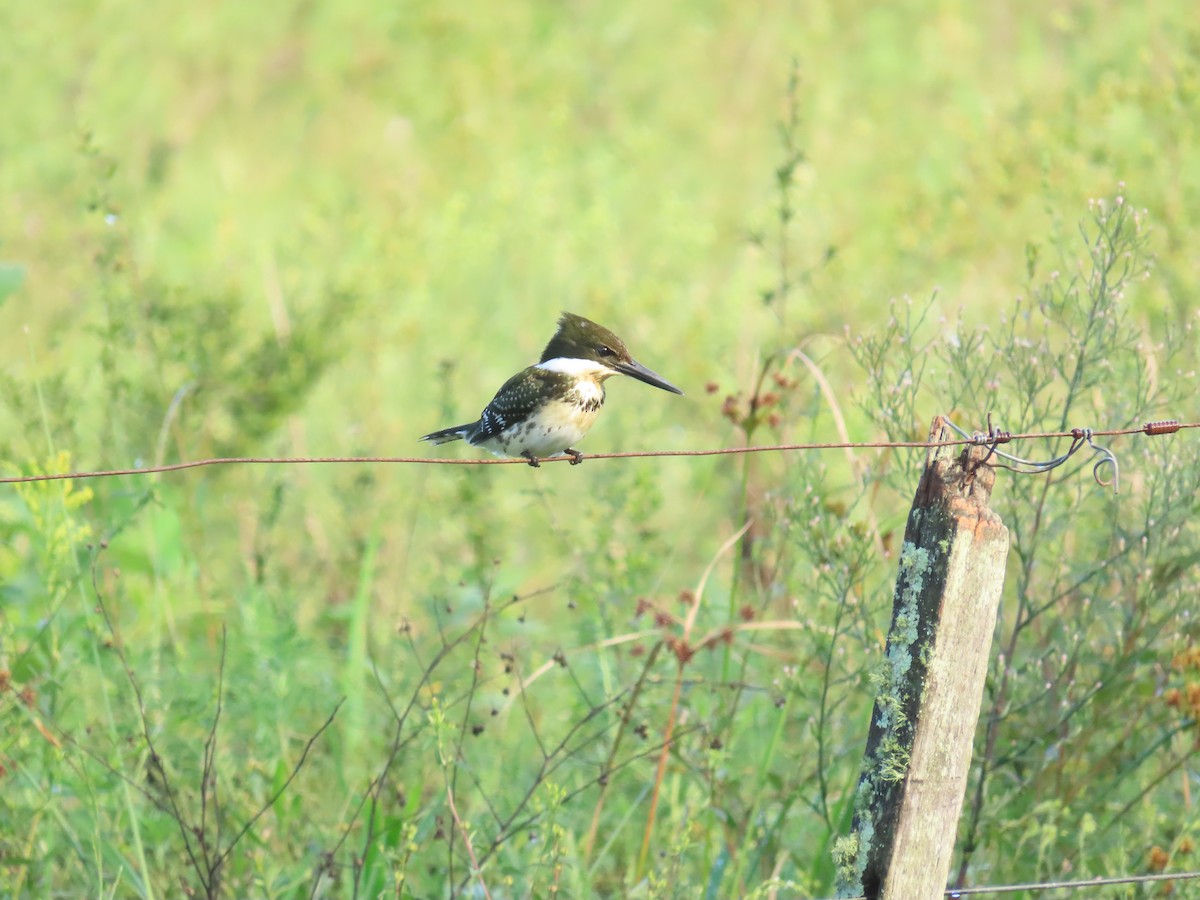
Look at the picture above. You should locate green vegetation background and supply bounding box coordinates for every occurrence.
[2,1,1199,897]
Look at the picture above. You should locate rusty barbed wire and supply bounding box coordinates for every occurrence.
[0,419,1193,485]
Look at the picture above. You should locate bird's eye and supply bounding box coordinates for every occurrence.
[597,345,615,357]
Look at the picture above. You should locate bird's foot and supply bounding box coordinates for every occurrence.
[521,451,542,468]
[565,448,585,466]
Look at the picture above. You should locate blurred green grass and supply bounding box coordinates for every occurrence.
[2,1,1199,896]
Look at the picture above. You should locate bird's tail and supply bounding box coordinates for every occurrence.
[419,424,473,445]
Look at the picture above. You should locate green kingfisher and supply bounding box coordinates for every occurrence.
[420,312,683,466]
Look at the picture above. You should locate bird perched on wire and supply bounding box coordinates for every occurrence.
[420,312,683,467]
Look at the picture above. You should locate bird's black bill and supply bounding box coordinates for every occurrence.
[615,359,684,395]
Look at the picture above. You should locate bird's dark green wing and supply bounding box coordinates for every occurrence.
[471,366,558,443]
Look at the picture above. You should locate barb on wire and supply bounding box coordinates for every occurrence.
[965,413,1012,470]
[945,418,1121,494]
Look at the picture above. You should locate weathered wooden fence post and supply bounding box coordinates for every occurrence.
[834,416,1010,900]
